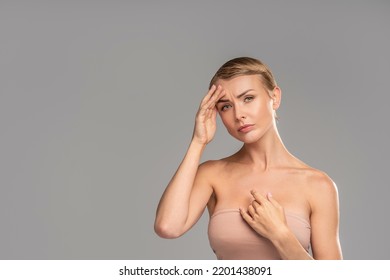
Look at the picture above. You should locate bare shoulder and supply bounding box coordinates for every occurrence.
[305,168,338,194]
[302,167,339,212]
[199,153,240,172]
[199,159,221,169]
[197,158,236,186]
[285,159,337,192]
[198,159,227,176]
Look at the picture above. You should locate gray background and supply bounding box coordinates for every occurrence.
[1,0,389,259]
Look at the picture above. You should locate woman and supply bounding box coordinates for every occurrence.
[154,57,342,260]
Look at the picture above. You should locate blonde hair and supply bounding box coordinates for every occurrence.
[209,57,279,119]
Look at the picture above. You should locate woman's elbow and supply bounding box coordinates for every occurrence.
[154,222,184,239]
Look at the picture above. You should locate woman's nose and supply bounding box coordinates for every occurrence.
[234,106,246,121]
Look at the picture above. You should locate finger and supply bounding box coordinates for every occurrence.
[266,192,282,209]
[251,199,261,210]
[207,107,217,119]
[239,208,254,224]
[205,87,224,109]
[248,204,256,217]
[199,94,219,118]
[267,192,275,203]
[205,108,214,119]
[198,86,223,119]
[200,84,218,107]
[206,84,223,101]
[251,190,268,205]
[211,107,217,119]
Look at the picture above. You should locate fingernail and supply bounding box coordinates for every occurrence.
[267,192,272,198]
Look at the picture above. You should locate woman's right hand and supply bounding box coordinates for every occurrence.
[192,84,225,145]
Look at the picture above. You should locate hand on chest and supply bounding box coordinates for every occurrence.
[213,170,309,214]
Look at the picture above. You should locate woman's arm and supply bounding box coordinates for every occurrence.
[154,85,224,238]
[308,175,343,259]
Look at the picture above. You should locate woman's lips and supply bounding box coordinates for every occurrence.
[238,124,254,133]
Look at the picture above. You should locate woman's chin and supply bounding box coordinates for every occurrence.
[229,133,262,144]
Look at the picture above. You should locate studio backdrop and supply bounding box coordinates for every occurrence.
[1,0,389,259]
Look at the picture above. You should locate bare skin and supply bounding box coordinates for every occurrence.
[155,75,342,260]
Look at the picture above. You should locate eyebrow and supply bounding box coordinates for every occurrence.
[216,89,255,103]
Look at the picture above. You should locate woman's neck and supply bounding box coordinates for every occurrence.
[237,128,295,171]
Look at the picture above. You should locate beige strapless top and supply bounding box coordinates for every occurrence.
[208,209,311,260]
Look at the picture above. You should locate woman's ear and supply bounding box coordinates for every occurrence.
[272,86,281,110]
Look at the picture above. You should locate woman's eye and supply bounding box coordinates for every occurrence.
[244,96,254,102]
[221,104,231,111]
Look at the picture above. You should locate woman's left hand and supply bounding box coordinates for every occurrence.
[240,190,289,241]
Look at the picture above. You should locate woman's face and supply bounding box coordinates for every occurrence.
[215,75,280,144]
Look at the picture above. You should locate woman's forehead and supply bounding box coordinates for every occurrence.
[215,75,265,93]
